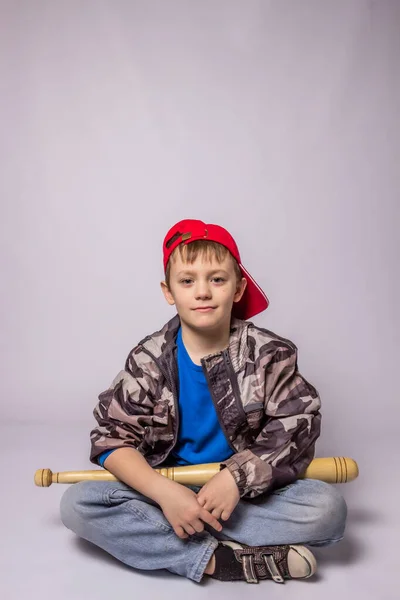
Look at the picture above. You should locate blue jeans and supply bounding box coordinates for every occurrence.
[60,478,347,583]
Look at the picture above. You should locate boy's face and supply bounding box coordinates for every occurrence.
[160,249,247,331]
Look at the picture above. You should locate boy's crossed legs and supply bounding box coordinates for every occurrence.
[60,478,347,584]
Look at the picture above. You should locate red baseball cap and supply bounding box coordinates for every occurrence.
[163,219,269,320]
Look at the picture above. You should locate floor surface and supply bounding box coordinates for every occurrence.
[1,423,397,599]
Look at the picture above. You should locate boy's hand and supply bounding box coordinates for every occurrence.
[157,481,223,540]
[196,467,240,521]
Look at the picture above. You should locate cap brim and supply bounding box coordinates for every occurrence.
[233,263,269,320]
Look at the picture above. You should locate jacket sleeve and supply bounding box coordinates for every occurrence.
[220,343,322,498]
[89,348,156,465]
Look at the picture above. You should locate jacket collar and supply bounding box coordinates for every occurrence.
[138,312,251,372]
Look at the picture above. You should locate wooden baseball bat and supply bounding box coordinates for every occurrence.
[34,456,358,487]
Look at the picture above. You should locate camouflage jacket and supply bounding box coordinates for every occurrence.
[90,313,321,498]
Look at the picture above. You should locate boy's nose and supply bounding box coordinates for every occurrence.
[195,283,212,299]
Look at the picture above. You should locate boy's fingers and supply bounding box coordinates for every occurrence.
[176,526,188,539]
[184,524,196,535]
[201,509,222,531]
[220,509,231,521]
[190,518,205,533]
[212,507,223,520]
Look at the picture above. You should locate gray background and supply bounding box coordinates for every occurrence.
[1,1,399,598]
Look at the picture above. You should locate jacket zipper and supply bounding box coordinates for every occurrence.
[201,356,237,453]
[222,350,245,421]
[141,346,240,457]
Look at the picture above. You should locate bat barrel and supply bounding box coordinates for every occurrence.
[302,457,358,483]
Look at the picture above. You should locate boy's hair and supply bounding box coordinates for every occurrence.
[165,240,243,289]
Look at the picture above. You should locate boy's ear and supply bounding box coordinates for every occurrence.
[160,280,176,306]
[233,277,247,302]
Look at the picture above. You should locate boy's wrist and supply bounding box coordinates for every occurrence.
[149,472,179,504]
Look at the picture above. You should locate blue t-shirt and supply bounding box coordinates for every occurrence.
[98,326,234,467]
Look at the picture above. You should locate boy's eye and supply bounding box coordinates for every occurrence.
[179,277,226,284]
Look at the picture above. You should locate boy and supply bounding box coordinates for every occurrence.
[60,218,347,584]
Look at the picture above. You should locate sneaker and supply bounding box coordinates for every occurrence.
[209,540,317,584]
